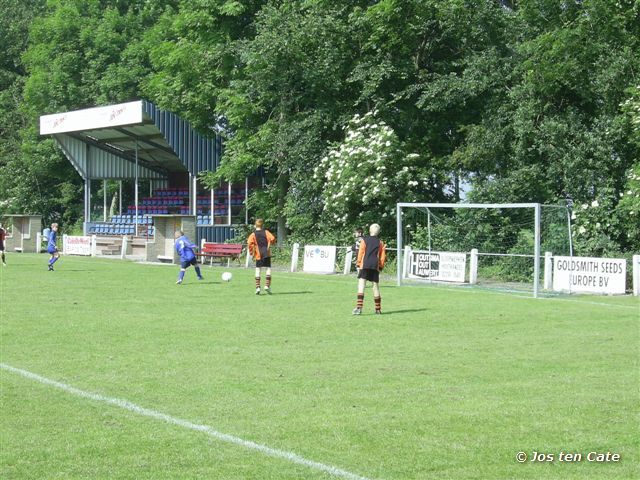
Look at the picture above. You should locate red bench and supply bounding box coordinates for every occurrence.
[199,242,244,266]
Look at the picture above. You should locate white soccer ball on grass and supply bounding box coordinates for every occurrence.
[221,271,233,282]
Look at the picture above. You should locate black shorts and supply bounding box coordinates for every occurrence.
[256,257,271,268]
[181,258,198,269]
[358,268,379,283]
[0,240,4,251]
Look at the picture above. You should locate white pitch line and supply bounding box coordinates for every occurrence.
[1,363,373,480]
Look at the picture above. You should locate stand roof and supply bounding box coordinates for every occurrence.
[40,100,222,180]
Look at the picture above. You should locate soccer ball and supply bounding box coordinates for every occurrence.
[221,271,232,282]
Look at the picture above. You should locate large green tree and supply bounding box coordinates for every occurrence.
[1,0,177,226]
[5,0,638,255]
[461,0,639,254]
[145,1,363,243]
[0,0,71,224]
[145,0,512,243]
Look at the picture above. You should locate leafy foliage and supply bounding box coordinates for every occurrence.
[315,111,448,241]
[1,0,639,255]
[1,0,177,225]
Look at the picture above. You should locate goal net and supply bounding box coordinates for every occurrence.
[396,203,572,297]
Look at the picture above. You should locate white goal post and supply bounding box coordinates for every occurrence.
[396,203,572,298]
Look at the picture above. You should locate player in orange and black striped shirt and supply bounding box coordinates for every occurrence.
[353,223,386,315]
[247,219,276,295]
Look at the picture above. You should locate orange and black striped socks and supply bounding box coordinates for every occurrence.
[255,276,261,289]
[356,294,364,309]
[374,296,381,312]
[266,275,271,288]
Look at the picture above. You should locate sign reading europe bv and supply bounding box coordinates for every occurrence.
[303,245,336,274]
[553,256,626,294]
[407,250,466,283]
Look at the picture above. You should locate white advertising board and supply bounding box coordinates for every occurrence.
[63,235,92,256]
[40,100,143,135]
[406,250,466,282]
[553,256,626,294]
[303,245,336,274]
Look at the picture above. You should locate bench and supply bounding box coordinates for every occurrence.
[199,242,243,266]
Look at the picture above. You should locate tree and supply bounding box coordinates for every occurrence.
[5,0,638,257]
[350,0,513,198]
[462,0,640,256]
[316,111,449,242]
[147,1,513,243]
[146,1,365,243]
[2,0,177,226]
[0,0,68,223]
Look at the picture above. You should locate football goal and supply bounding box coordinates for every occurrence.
[396,203,573,297]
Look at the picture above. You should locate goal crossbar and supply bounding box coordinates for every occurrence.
[397,202,541,209]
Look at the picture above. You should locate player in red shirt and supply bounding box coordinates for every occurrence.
[0,222,6,266]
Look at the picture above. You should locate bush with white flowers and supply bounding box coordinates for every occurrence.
[570,166,640,255]
[571,194,619,252]
[314,112,441,235]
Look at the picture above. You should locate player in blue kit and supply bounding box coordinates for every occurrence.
[174,230,203,284]
[47,223,60,271]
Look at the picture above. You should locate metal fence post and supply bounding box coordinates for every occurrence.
[633,255,640,297]
[120,235,128,260]
[469,248,478,284]
[403,245,411,279]
[343,249,353,275]
[544,252,553,290]
[291,243,300,272]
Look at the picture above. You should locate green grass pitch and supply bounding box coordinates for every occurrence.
[1,254,638,479]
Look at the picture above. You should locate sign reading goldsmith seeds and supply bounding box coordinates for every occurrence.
[553,256,626,294]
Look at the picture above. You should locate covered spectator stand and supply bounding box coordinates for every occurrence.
[40,100,255,248]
